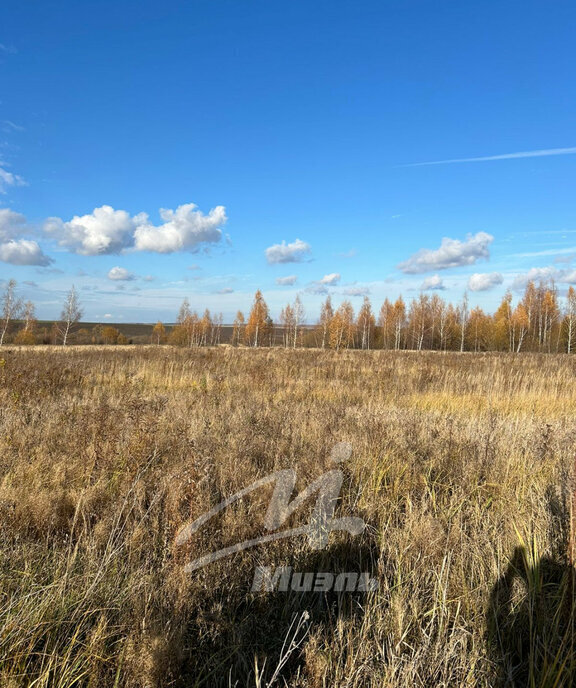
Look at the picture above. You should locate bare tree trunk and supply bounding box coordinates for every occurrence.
[62,321,71,346]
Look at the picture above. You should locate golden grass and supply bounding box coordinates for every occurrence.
[0,347,574,686]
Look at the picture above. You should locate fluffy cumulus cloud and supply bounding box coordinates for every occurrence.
[305,272,340,294]
[133,203,226,253]
[468,272,503,291]
[421,274,445,290]
[511,266,576,290]
[276,275,298,286]
[319,272,341,285]
[44,203,227,256]
[108,266,136,281]
[0,208,52,266]
[265,238,311,264]
[398,232,493,274]
[0,208,27,241]
[0,239,52,266]
[44,205,141,255]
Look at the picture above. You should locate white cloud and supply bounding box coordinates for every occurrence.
[398,232,493,274]
[133,203,226,253]
[306,272,340,293]
[0,209,52,265]
[276,275,298,286]
[421,274,446,290]
[510,266,576,290]
[2,120,25,133]
[0,239,52,266]
[342,286,370,297]
[468,272,503,291]
[265,238,311,264]
[555,253,576,265]
[45,205,142,255]
[44,202,226,256]
[511,266,559,289]
[512,247,576,259]
[108,266,136,281]
[0,208,27,241]
[306,284,328,295]
[319,272,341,285]
[404,147,576,167]
[0,165,25,194]
[215,287,234,294]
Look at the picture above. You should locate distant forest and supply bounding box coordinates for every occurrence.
[2,279,576,353]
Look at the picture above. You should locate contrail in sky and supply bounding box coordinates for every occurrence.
[403,146,576,167]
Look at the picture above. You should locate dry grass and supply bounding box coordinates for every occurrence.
[0,347,574,686]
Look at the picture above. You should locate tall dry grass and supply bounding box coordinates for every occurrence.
[0,347,574,686]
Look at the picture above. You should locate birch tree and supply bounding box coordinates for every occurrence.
[152,321,166,345]
[22,300,36,332]
[14,300,37,345]
[378,298,393,349]
[245,290,270,347]
[232,311,245,346]
[319,296,333,349]
[356,296,375,349]
[279,304,295,347]
[392,297,406,350]
[292,295,305,348]
[565,286,576,353]
[59,286,83,346]
[458,291,469,353]
[0,279,22,346]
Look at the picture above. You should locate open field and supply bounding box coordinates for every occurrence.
[0,347,575,687]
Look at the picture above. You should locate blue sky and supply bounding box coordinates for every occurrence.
[1,0,575,322]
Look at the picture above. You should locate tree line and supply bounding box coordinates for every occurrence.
[156,282,576,353]
[2,278,576,352]
[0,281,85,346]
